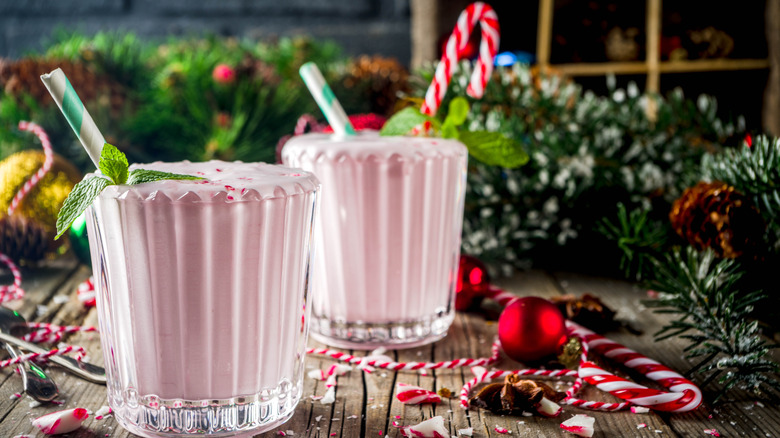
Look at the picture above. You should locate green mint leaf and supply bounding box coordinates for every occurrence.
[445,97,469,127]
[380,107,432,136]
[55,176,111,239]
[127,169,205,185]
[442,122,459,139]
[99,143,129,185]
[458,131,530,169]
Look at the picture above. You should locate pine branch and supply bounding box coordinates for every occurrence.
[703,136,780,223]
[644,247,780,402]
[597,203,668,281]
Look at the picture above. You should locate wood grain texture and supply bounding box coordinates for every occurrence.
[1,264,777,437]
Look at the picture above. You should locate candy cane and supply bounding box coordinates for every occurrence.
[420,2,500,116]
[568,321,702,413]
[77,276,96,307]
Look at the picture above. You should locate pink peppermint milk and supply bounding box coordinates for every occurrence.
[282,131,467,349]
[86,161,320,437]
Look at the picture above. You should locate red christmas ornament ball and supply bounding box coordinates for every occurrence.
[455,255,490,311]
[498,297,567,363]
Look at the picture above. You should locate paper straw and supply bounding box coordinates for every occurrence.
[40,68,105,167]
[299,62,356,136]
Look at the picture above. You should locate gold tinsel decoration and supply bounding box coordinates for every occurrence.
[669,181,765,259]
[0,151,82,262]
[342,55,409,116]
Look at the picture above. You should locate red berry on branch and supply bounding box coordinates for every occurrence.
[212,64,235,84]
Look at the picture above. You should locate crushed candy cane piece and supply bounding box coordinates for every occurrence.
[348,415,359,419]
[328,364,352,376]
[638,423,648,429]
[494,425,510,434]
[396,383,442,405]
[400,416,449,438]
[321,386,336,404]
[704,429,720,437]
[310,395,324,401]
[277,432,286,436]
[325,374,338,388]
[458,427,473,436]
[94,406,112,420]
[392,421,401,427]
[560,414,595,438]
[631,406,650,414]
[315,415,322,422]
[755,401,765,408]
[32,408,89,435]
[308,369,328,381]
[10,393,21,399]
[536,396,562,417]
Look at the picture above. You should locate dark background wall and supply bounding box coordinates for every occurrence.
[0,0,412,63]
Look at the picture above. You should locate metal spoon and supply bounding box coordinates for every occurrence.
[0,331,106,384]
[0,308,59,402]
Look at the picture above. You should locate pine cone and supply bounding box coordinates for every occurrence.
[343,55,409,116]
[0,214,50,265]
[670,181,765,258]
[0,57,125,113]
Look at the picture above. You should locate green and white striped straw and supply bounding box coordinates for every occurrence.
[299,62,356,136]
[40,68,105,168]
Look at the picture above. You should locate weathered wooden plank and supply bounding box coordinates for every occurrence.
[553,272,780,438]
[432,312,478,436]
[5,267,780,437]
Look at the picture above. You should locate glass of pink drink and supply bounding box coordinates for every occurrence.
[86,161,320,437]
[282,131,467,349]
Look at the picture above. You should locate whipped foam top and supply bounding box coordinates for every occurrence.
[96,160,319,202]
[282,130,467,159]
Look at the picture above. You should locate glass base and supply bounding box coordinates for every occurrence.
[309,311,455,350]
[109,387,300,437]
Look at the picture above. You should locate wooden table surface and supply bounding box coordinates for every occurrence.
[1,258,778,437]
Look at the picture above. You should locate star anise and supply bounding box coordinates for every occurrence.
[551,293,618,332]
[469,374,565,416]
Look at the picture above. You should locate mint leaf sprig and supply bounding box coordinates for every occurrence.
[56,143,205,239]
[380,97,529,169]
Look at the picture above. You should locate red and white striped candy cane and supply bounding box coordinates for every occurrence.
[568,321,702,413]
[420,2,500,117]
[77,276,96,307]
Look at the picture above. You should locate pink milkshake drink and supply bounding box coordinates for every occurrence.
[85,160,320,437]
[282,131,467,349]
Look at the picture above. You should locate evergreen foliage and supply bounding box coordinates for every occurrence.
[645,248,780,401]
